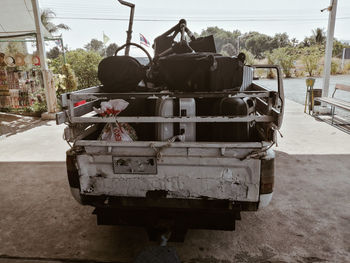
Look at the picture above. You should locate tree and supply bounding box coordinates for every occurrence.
[332,39,350,57]
[61,64,77,92]
[84,39,105,56]
[240,49,255,65]
[300,37,313,47]
[106,43,118,57]
[245,33,273,59]
[47,46,61,59]
[50,49,102,89]
[66,49,102,89]
[291,38,299,47]
[41,9,70,34]
[301,46,322,77]
[270,47,297,78]
[221,43,236,56]
[197,27,294,59]
[312,28,326,45]
[199,27,241,54]
[270,33,291,49]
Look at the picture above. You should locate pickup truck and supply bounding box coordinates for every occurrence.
[56,64,284,241]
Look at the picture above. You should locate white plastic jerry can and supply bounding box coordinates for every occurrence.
[155,98,196,142]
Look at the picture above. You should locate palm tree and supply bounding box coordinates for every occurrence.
[312,28,326,45]
[41,9,70,34]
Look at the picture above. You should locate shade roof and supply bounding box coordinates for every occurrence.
[0,0,50,39]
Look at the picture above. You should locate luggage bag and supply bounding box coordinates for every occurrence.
[157,53,245,92]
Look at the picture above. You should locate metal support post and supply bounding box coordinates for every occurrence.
[31,0,57,117]
[321,0,338,98]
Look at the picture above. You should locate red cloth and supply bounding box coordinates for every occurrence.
[74,100,86,107]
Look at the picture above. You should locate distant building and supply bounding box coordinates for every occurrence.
[343,48,350,59]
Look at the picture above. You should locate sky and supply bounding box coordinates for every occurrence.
[39,0,350,56]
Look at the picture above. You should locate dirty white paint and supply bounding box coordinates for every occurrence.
[258,193,273,209]
[77,151,261,202]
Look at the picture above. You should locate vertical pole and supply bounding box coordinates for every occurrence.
[341,48,345,71]
[237,36,241,54]
[60,37,66,64]
[31,0,57,115]
[125,6,134,56]
[117,0,135,56]
[322,0,338,98]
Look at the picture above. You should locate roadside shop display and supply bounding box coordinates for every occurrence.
[24,54,33,66]
[4,55,16,67]
[0,68,10,108]
[0,50,43,111]
[15,53,25,66]
[32,56,40,66]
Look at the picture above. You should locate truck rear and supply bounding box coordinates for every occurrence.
[57,62,284,241]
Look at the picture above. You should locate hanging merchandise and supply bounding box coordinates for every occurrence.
[7,71,20,89]
[0,53,6,67]
[0,69,10,108]
[4,55,16,67]
[24,54,33,66]
[32,56,40,66]
[15,53,25,66]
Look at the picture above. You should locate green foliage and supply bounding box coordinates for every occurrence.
[265,52,276,79]
[31,100,47,113]
[84,39,105,56]
[200,27,241,55]
[312,28,326,45]
[269,47,297,78]
[53,74,66,96]
[221,43,236,56]
[301,46,322,77]
[345,62,350,72]
[41,9,70,34]
[67,50,102,89]
[245,33,273,59]
[50,49,102,89]
[333,39,350,57]
[270,33,292,49]
[106,43,118,57]
[331,59,339,75]
[48,57,62,74]
[198,27,294,59]
[240,49,255,65]
[47,47,61,59]
[30,88,47,113]
[61,64,78,92]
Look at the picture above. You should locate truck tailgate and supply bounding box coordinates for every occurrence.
[75,141,262,202]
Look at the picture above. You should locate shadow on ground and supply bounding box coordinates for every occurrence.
[0,113,50,138]
[0,151,349,262]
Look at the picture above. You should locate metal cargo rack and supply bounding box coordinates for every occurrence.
[56,88,280,125]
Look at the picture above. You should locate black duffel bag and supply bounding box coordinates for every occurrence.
[157,52,245,92]
[210,55,245,91]
[98,43,152,92]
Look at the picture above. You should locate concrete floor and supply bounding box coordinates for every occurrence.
[0,100,350,263]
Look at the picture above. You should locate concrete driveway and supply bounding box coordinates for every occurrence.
[0,100,349,263]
